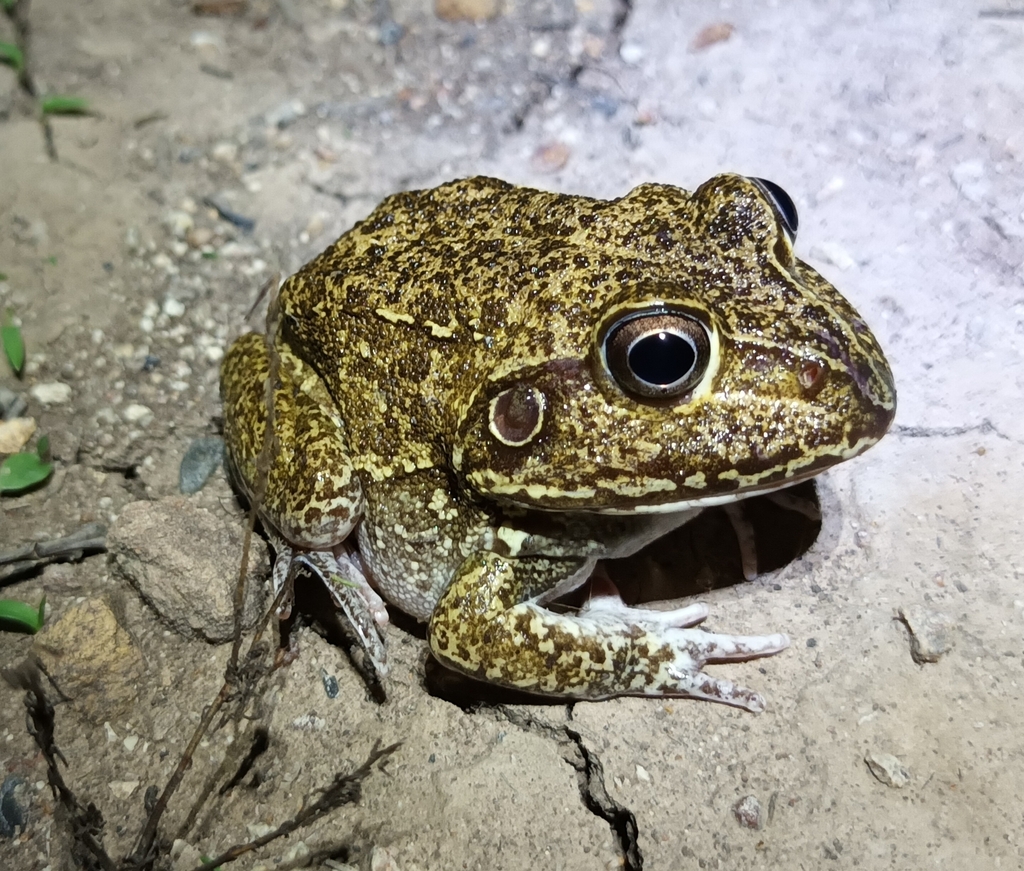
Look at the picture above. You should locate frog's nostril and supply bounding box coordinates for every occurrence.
[797,359,828,397]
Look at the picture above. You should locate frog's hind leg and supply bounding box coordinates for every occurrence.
[221,331,365,555]
[221,333,384,671]
[429,552,789,712]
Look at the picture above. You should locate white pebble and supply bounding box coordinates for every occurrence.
[162,297,186,318]
[30,381,72,405]
[150,252,178,275]
[123,403,154,425]
[163,210,194,239]
[108,780,140,799]
[620,42,645,65]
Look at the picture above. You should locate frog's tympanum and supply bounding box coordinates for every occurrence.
[221,175,895,711]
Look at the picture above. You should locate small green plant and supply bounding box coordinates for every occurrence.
[40,95,89,116]
[0,436,52,493]
[0,41,23,72]
[1,309,24,374]
[0,596,46,633]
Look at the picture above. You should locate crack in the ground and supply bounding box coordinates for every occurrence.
[493,707,644,871]
[892,418,1011,441]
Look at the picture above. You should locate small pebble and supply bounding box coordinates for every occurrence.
[0,387,28,419]
[732,794,762,829]
[123,404,154,425]
[264,98,307,129]
[108,780,140,799]
[321,669,340,699]
[897,606,955,664]
[179,436,225,494]
[0,776,28,838]
[29,381,72,405]
[162,297,186,318]
[620,42,645,65]
[0,417,36,453]
[864,750,909,788]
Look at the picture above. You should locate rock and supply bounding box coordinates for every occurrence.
[897,606,956,664]
[178,436,225,494]
[864,750,910,788]
[28,382,72,405]
[0,776,29,838]
[0,387,28,419]
[109,497,269,643]
[0,417,35,453]
[170,839,204,871]
[122,403,154,425]
[732,794,762,829]
[32,598,146,724]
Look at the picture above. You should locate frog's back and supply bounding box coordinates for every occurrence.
[276,177,684,471]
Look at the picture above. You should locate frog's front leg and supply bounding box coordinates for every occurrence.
[428,552,789,712]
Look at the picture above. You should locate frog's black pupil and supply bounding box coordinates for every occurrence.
[752,177,799,236]
[628,331,695,386]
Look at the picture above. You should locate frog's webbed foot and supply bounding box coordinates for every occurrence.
[578,586,788,711]
[271,538,389,680]
[429,553,788,712]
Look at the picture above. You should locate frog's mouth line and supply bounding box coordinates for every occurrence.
[488,432,880,516]
[591,472,818,515]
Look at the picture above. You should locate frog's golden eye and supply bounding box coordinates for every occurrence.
[603,312,710,401]
[752,177,799,242]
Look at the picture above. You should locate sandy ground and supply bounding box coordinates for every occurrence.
[1,1,1023,869]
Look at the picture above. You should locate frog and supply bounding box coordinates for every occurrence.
[220,174,896,712]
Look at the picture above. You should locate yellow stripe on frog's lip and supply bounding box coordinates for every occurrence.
[472,432,879,516]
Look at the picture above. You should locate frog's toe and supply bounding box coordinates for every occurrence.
[670,671,769,713]
[580,590,710,629]
[696,629,790,662]
[295,551,389,678]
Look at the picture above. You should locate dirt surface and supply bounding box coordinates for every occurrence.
[2,1,1023,869]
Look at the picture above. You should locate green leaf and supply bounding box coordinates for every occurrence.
[36,434,50,462]
[0,41,22,72]
[0,596,46,634]
[40,95,90,116]
[0,451,53,493]
[1,310,24,375]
